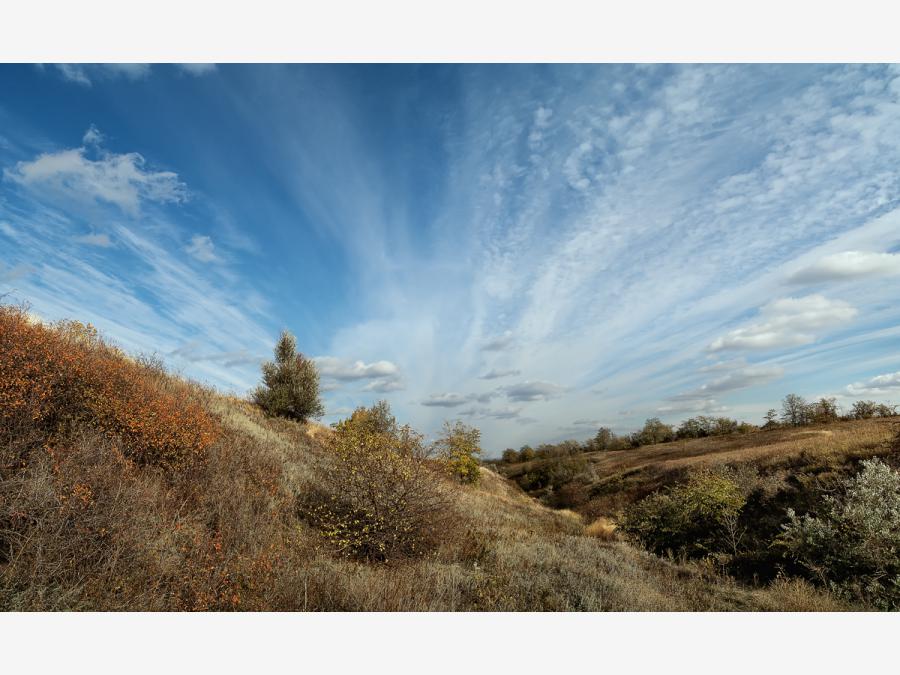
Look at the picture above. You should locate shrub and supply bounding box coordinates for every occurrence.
[780,458,900,609]
[620,468,746,558]
[252,330,324,422]
[299,405,460,562]
[637,417,675,445]
[434,420,482,484]
[0,305,217,474]
[501,448,519,463]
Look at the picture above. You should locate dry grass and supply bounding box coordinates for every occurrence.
[585,516,619,541]
[0,305,868,610]
[500,417,899,518]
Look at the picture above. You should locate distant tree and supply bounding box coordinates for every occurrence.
[763,409,779,428]
[851,400,878,419]
[519,445,536,461]
[712,417,739,436]
[780,394,809,427]
[502,448,519,463]
[638,417,675,445]
[809,397,839,424]
[252,330,324,422]
[875,403,898,418]
[435,420,482,484]
[677,417,706,440]
[593,426,614,451]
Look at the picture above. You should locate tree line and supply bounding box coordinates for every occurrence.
[500,394,898,464]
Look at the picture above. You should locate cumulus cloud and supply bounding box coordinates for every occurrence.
[314,356,399,381]
[845,371,900,397]
[185,235,218,262]
[790,251,900,284]
[458,405,523,420]
[708,295,857,352]
[363,378,405,393]
[314,356,404,393]
[479,368,521,380]
[4,128,188,215]
[501,380,566,402]
[421,392,470,408]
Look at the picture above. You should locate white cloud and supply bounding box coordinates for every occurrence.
[845,371,900,397]
[75,233,112,247]
[177,64,217,76]
[501,380,566,402]
[51,63,151,86]
[53,64,92,86]
[0,222,16,239]
[82,125,104,146]
[479,368,521,380]
[4,128,188,215]
[458,405,523,420]
[185,235,218,263]
[363,378,405,393]
[790,250,900,284]
[708,295,857,351]
[314,356,399,381]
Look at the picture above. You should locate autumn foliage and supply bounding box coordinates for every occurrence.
[0,305,217,473]
[299,403,461,562]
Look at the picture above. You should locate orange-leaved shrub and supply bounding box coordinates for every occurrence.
[0,305,217,474]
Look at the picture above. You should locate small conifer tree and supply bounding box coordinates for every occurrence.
[252,330,324,422]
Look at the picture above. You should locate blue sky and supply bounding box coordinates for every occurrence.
[2,63,900,454]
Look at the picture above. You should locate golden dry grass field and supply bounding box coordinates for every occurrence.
[0,305,885,611]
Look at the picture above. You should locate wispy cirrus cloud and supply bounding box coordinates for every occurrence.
[5,64,900,455]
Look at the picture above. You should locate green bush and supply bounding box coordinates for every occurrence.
[434,420,482,484]
[780,458,900,609]
[620,468,746,558]
[300,404,459,562]
[252,330,324,422]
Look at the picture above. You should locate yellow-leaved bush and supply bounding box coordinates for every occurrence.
[299,403,461,563]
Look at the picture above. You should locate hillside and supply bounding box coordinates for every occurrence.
[0,304,853,611]
[498,418,900,518]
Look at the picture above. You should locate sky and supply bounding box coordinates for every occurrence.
[1,63,900,455]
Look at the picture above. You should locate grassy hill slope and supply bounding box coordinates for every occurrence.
[0,305,849,610]
[498,418,899,518]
